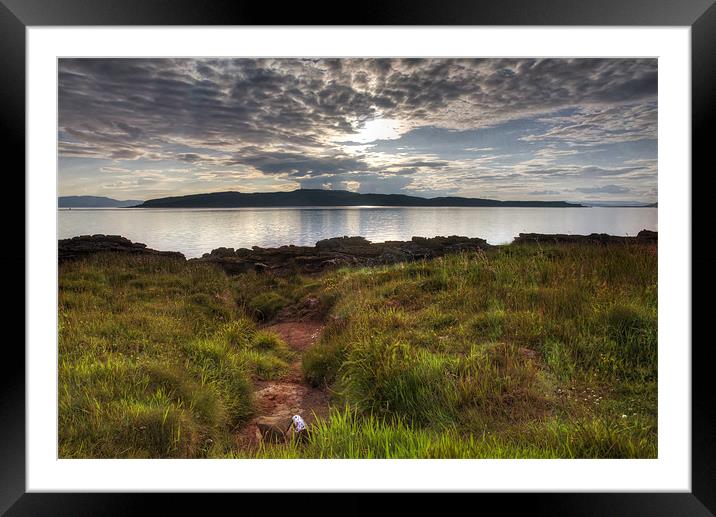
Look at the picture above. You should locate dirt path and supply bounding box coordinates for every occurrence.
[237,321,329,448]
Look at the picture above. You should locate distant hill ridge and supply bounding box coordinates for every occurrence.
[135,189,583,208]
[59,196,142,208]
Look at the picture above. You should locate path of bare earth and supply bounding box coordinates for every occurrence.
[237,321,329,449]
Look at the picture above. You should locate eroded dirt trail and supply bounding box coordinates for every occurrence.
[237,321,329,448]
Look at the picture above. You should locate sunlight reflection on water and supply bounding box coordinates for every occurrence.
[58,206,658,258]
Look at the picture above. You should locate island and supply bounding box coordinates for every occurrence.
[133,189,584,209]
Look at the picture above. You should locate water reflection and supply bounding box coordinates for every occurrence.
[58,207,658,258]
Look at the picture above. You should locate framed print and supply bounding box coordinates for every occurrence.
[3,0,713,514]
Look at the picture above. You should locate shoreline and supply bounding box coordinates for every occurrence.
[58,230,658,459]
[58,204,659,210]
[58,231,658,274]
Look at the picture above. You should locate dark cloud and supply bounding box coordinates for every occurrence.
[226,150,370,177]
[176,153,202,162]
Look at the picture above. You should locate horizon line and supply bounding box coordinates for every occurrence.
[58,189,657,206]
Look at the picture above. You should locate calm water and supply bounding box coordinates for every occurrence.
[58,207,658,259]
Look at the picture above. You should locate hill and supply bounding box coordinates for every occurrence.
[59,196,142,208]
[135,189,582,208]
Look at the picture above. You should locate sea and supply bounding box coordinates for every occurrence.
[58,206,658,259]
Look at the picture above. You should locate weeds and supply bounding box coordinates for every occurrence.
[59,243,657,458]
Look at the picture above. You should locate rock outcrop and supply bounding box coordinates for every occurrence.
[58,231,657,273]
[512,229,657,246]
[58,234,186,263]
[195,235,491,275]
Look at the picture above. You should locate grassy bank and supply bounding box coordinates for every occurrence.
[59,254,291,458]
[59,242,657,458]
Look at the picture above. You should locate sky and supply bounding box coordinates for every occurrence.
[58,58,657,203]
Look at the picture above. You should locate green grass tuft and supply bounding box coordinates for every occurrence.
[229,407,655,459]
[247,292,290,320]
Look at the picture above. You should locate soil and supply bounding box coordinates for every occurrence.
[237,320,330,449]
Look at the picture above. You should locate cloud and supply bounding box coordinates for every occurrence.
[58,58,658,202]
[578,166,645,177]
[223,150,371,177]
[520,102,657,145]
[100,166,131,173]
[575,184,632,194]
[530,189,562,196]
[176,153,203,162]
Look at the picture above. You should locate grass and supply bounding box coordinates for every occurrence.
[231,407,656,459]
[59,242,657,458]
[59,254,290,458]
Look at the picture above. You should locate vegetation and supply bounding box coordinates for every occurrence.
[59,242,657,458]
[59,254,290,458]
[235,407,656,459]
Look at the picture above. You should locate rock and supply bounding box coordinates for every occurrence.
[59,230,657,275]
[256,422,286,443]
[58,234,185,263]
[253,262,270,272]
[636,229,658,242]
[196,235,493,276]
[255,418,292,444]
[315,236,371,250]
[210,247,235,258]
[513,230,658,246]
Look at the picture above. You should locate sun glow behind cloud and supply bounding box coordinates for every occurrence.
[348,118,407,144]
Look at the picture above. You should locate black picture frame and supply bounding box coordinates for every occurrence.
[2,0,712,514]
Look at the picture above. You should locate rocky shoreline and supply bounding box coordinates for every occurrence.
[58,234,185,263]
[197,235,491,275]
[59,230,657,275]
[513,229,657,245]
